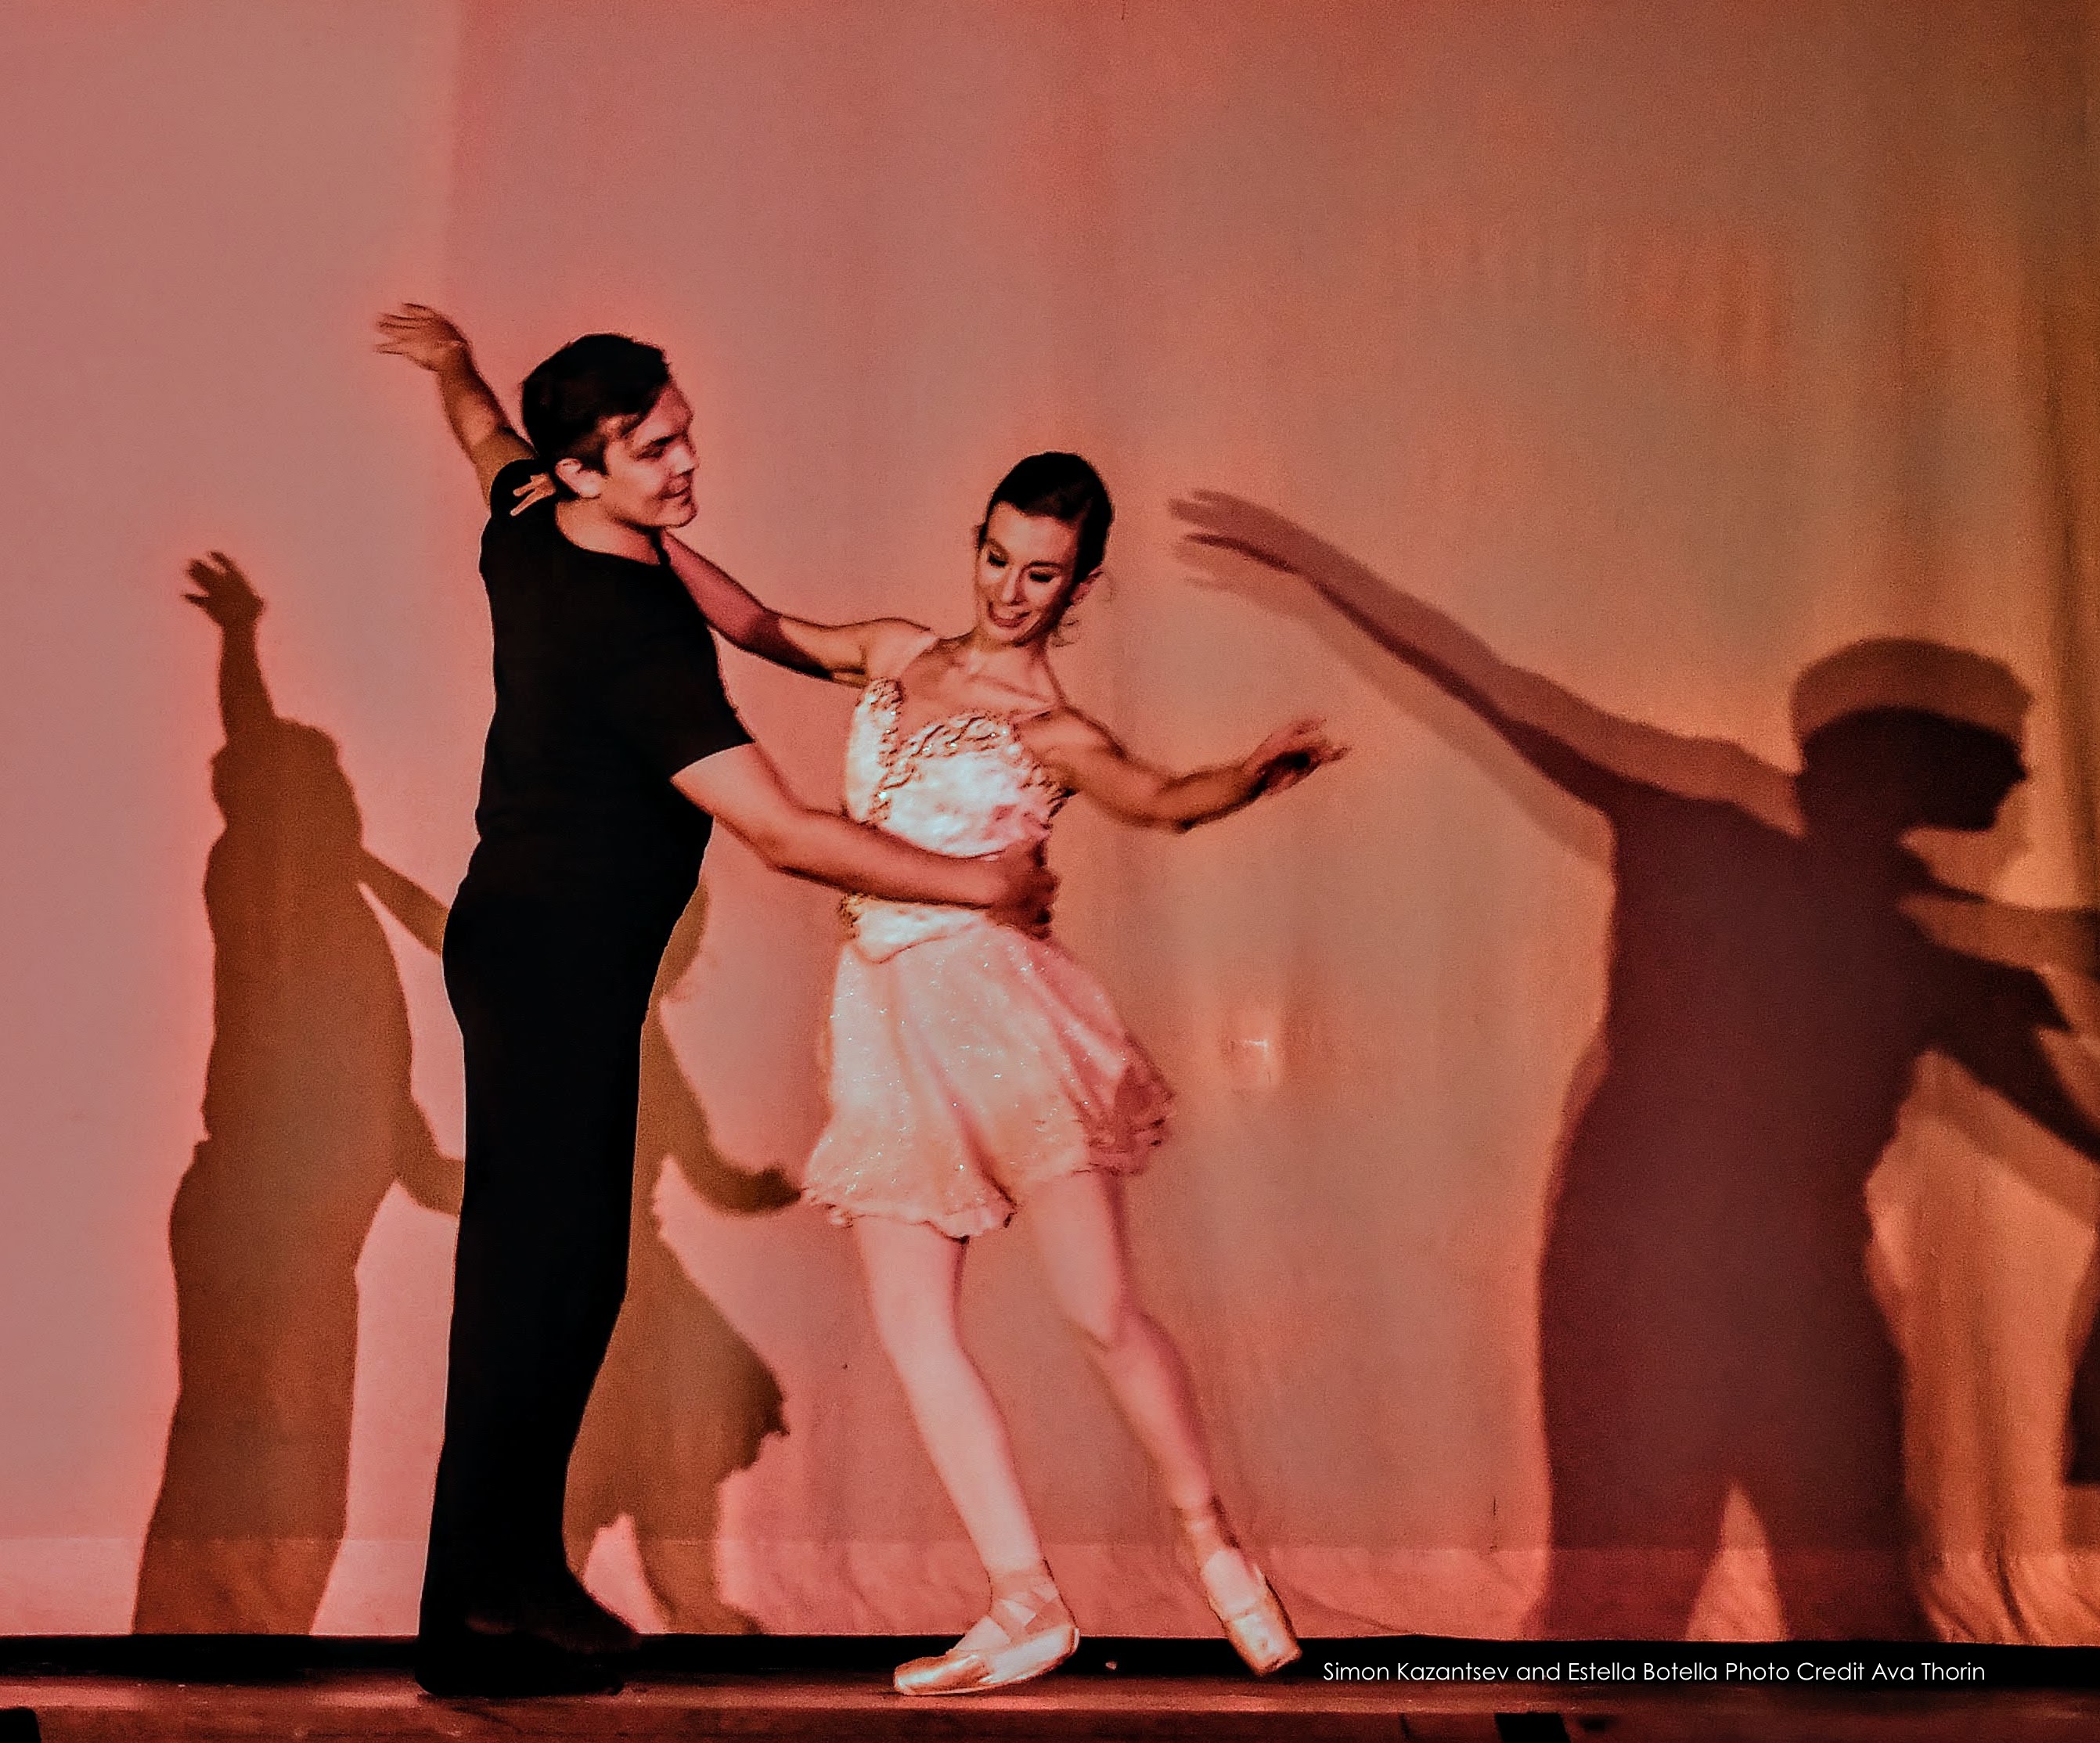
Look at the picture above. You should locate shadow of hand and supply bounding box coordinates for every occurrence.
[1173,484,1381,576]
[1170,490,1457,655]
[1172,489,1514,687]
[1171,491,1333,618]
[696,1162,801,1215]
[184,551,264,629]
[399,1147,466,1218]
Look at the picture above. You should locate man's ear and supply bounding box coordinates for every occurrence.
[553,455,601,500]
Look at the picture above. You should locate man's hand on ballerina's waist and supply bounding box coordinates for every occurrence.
[981,841,1057,938]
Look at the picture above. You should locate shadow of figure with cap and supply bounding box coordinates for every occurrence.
[1175,493,2100,1640]
[135,553,461,1632]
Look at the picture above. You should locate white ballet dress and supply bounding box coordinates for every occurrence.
[801,676,1173,1237]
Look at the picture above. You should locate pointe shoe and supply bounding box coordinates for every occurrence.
[893,1584,1079,1695]
[1189,1543,1301,1676]
[1176,1503,1301,1675]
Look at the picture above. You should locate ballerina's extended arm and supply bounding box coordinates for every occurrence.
[1021,710,1345,832]
[658,516,1345,827]
[499,467,921,682]
[663,521,1343,830]
[657,534,930,684]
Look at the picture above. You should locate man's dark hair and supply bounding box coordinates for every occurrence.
[977,452,1114,582]
[520,334,670,495]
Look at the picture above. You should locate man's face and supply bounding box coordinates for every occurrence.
[561,382,698,530]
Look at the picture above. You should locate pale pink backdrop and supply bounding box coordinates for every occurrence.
[4,0,2098,1642]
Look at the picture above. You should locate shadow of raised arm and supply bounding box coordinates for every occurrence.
[184,553,276,741]
[1929,952,2100,1167]
[1172,491,1796,830]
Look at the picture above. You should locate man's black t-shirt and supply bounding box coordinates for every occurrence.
[465,458,751,900]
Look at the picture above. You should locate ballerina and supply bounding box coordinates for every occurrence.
[655,452,1342,1691]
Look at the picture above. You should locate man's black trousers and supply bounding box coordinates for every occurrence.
[419,873,689,1633]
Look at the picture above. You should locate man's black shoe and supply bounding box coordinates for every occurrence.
[463,1573,640,1659]
[414,1629,624,1698]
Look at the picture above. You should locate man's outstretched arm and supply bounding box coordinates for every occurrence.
[376,304,533,501]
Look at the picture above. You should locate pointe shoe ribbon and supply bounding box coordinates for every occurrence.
[893,1587,1079,1695]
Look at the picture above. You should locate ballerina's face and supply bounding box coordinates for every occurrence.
[972,504,1093,647]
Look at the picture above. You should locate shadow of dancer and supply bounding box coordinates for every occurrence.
[366,868,795,1633]
[1175,495,2100,1640]
[135,554,462,1633]
[562,885,794,1633]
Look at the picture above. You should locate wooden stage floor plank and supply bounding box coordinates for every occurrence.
[5,1674,2100,1742]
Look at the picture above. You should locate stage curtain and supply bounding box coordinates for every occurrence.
[4,0,2099,1644]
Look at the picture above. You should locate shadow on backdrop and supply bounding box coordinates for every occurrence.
[562,886,794,1633]
[137,560,791,1634]
[135,555,462,1632]
[1176,495,2100,1639]
[365,889,791,1634]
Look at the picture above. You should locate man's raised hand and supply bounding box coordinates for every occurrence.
[375,304,474,373]
[375,304,531,499]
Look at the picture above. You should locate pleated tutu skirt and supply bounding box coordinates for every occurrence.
[802,922,1172,1238]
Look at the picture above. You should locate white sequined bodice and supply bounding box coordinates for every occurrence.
[841,677,1068,960]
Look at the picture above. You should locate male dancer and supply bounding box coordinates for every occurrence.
[377,306,1054,1695]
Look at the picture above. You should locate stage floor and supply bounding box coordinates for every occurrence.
[3,1672,2100,1742]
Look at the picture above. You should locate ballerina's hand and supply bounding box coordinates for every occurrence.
[1247,717,1347,796]
[510,471,557,516]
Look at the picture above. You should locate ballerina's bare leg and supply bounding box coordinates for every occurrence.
[1024,1170,1299,1671]
[854,1216,1043,1572]
[853,1215,1076,1692]
[1023,1172,1218,1503]
[855,1172,1298,1684]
